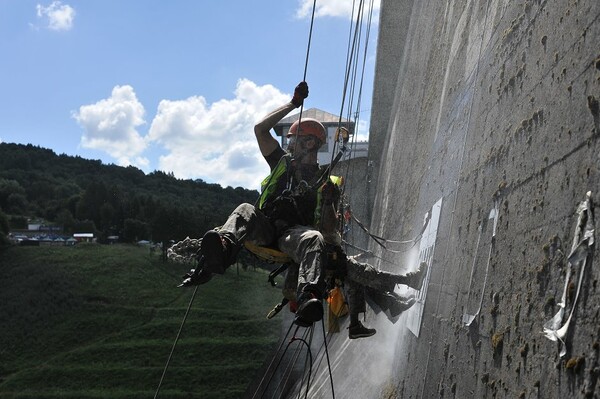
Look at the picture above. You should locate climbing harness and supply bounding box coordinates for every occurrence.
[245,241,292,265]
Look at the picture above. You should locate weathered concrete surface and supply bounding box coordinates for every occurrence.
[281,0,600,398]
[363,0,600,398]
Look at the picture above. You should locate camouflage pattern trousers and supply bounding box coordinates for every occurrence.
[220,203,327,297]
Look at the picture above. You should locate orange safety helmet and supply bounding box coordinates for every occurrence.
[287,118,327,143]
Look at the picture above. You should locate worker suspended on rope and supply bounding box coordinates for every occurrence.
[178,82,427,339]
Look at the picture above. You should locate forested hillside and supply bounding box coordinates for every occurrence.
[0,143,259,246]
[0,244,282,398]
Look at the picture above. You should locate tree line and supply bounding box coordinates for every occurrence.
[0,143,259,250]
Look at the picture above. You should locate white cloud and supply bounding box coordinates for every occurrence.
[296,0,380,20]
[36,1,75,31]
[72,79,298,189]
[147,79,290,189]
[73,85,148,168]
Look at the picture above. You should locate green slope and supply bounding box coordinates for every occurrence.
[0,244,283,398]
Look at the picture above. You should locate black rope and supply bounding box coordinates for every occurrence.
[338,0,373,185]
[317,0,369,239]
[265,324,314,399]
[295,327,315,399]
[298,289,349,399]
[320,315,336,398]
[153,285,199,399]
[341,239,374,257]
[329,0,365,171]
[253,322,310,398]
[344,3,364,130]
[252,321,297,399]
[302,0,317,83]
[293,0,318,157]
[350,210,431,253]
[340,0,375,199]
[274,326,312,398]
[253,309,340,398]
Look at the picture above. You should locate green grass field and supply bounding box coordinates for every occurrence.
[0,244,283,398]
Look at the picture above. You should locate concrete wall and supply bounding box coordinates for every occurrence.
[366,0,417,225]
[293,0,600,398]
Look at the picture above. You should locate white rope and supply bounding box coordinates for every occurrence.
[167,236,201,264]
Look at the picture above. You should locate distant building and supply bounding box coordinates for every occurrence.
[26,223,62,233]
[73,233,95,243]
[28,223,41,231]
[274,108,368,165]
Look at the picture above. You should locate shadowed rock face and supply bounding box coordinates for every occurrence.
[259,0,600,398]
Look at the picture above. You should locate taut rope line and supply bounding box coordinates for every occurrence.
[293,0,318,156]
[154,285,199,399]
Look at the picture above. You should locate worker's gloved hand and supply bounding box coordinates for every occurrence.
[291,81,309,108]
[179,268,212,287]
[320,180,339,205]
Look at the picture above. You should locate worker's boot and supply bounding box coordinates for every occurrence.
[396,262,429,290]
[179,257,213,287]
[199,230,235,274]
[388,295,417,318]
[294,291,324,327]
[348,321,376,339]
[266,298,289,319]
[179,267,213,287]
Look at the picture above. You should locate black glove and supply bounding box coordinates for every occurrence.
[321,180,339,205]
[179,268,212,287]
[291,81,309,108]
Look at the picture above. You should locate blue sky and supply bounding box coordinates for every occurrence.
[0,1,379,190]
